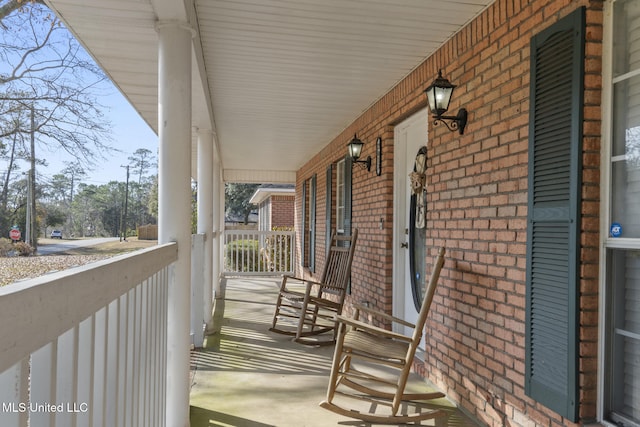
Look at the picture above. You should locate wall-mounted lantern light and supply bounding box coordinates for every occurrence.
[424,69,468,135]
[347,133,371,171]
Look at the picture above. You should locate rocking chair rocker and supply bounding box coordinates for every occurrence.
[269,229,358,345]
[319,247,446,424]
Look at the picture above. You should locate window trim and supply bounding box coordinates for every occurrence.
[599,1,640,424]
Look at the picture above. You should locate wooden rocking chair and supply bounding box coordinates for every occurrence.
[319,247,446,424]
[269,229,358,345]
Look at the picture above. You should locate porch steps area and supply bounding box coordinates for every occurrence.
[189,278,482,427]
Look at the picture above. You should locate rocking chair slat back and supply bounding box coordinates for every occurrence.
[320,233,356,295]
[269,229,358,345]
[319,247,447,423]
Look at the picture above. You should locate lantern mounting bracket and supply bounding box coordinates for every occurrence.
[432,108,468,135]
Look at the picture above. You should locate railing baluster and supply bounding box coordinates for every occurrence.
[92,307,106,427]
[76,317,93,427]
[55,327,76,427]
[223,230,295,276]
[143,281,152,427]
[132,285,142,426]
[241,232,246,272]
[32,341,57,427]
[125,288,135,427]
[116,294,127,427]
[159,268,168,427]
[105,299,119,427]
[149,277,158,427]
[0,359,28,427]
[278,233,283,272]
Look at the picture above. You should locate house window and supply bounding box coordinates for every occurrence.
[603,1,640,425]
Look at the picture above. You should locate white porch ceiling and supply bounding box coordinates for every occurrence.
[45,0,494,183]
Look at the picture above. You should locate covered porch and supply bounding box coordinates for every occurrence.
[0,0,614,426]
[0,233,475,427]
[189,277,480,427]
[26,1,497,426]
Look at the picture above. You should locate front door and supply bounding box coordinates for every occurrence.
[393,109,428,349]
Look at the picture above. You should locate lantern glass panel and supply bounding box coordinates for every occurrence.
[435,86,453,113]
[348,140,363,160]
[426,87,437,113]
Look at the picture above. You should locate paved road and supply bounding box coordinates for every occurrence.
[36,237,120,255]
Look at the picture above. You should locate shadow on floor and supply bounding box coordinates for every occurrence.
[190,406,276,427]
[189,278,482,427]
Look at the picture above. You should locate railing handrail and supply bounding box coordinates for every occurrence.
[0,242,178,374]
[223,229,295,276]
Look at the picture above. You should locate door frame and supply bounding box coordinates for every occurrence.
[392,108,429,336]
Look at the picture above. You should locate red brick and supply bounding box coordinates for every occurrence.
[294,1,601,426]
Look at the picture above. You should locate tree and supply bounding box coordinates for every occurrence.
[47,173,71,205]
[0,2,112,160]
[43,205,65,234]
[0,0,44,22]
[0,1,112,241]
[95,181,127,237]
[71,183,101,237]
[225,183,259,224]
[127,148,156,228]
[60,161,85,232]
[147,175,158,220]
[61,162,86,204]
[128,148,155,185]
[0,130,22,233]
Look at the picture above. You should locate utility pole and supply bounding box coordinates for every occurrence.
[28,106,37,249]
[120,165,130,242]
[25,171,31,244]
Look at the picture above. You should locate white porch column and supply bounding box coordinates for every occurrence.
[213,171,223,297]
[156,20,192,427]
[197,128,214,331]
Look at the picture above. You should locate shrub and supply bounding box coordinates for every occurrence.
[262,233,292,272]
[13,242,35,256]
[225,239,263,272]
[0,238,13,257]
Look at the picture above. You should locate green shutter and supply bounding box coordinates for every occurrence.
[326,164,333,250]
[525,7,584,422]
[301,180,307,267]
[310,174,317,272]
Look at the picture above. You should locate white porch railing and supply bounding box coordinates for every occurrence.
[223,230,295,276]
[191,233,205,348]
[0,243,178,427]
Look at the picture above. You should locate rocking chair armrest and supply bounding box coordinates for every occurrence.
[280,275,324,294]
[307,296,341,309]
[334,315,413,342]
[352,303,416,329]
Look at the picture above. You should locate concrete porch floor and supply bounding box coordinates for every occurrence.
[189,277,482,427]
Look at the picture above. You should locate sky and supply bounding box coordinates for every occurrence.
[32,89,159,186]
[1,1,159,188]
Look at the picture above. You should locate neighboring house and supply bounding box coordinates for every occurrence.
[249,184,295,231]
[224,212,258,228]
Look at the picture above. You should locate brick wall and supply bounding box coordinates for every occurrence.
[270,195,294,229]
[295,1,602,426]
